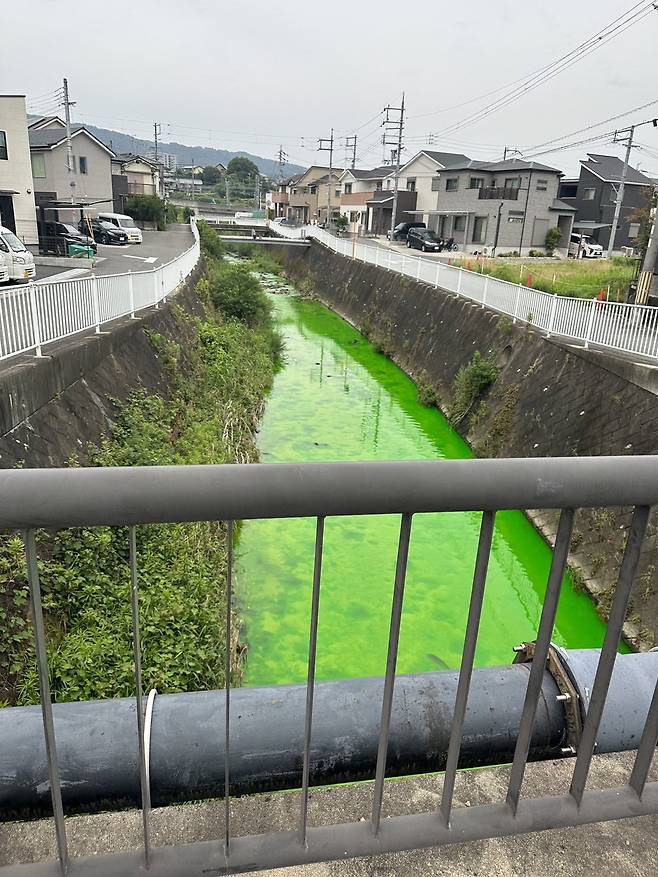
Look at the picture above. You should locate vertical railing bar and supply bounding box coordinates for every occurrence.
[129,526,151,867]
[440,510,496,826]
[299,516,326,847]
[629,677,658,798]
[506,507,575,814]
[24,529,69,875]
[371,512,413,834]
[570,504,650,805]
[224,519,234,856]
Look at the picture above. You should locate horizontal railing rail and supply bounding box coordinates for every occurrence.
[271,223,656,361]
[1,456,658,876]
[0,219,200,363]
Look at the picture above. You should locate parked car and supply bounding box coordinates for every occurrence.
[97,212,143,244]
[407,228,442,252]
[41,222,97,256]
[0,226,36,282]
[387,221,425,242]
[79,218,128,245]
[569,233,604,259]
[277,218,298,227]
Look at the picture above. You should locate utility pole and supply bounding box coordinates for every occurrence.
[637,196,658,303]
[492,202,504,256]
[277,145,288,183]
[153,123,161,162]
[62,78,76,204]
[318,129,334,228]
[607,125,635,258]
[383,93,405,239]
[345,135,357,169]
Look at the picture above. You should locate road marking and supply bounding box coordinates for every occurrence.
[120,254,158,263]
[35,268,92,283]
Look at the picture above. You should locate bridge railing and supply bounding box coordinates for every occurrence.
[0,219,200,362]
[2,456,657,875]
[272,223,658,361]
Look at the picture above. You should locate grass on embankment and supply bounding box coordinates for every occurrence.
[0,222,281,706]
[455,256,636,299]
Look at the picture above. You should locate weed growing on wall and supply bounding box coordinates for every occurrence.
[450,352,499,427]
[0,224,281,706]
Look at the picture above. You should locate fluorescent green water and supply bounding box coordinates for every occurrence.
[237,293,606,687]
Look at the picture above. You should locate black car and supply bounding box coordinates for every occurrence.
[41,222,97,255]
[79,218,128,245]
[407,228,442,252]
[387,221,425,242]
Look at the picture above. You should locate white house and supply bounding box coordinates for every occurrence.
[391,149,471,232]
[0,95,38,244]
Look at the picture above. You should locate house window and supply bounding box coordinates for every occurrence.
[349,211,359,223]
[344,182,353,194]
[446,178,459,191]
[31,153,46,178]
[309,186,317,194]
[0,131,7,160]
[431,177,441,191]
[472,216,487,244]
[406,177,416,192]
[504,177,521,190]
[453,215,466,232]
[628,222,641,238]
[468,177,484,189]
[335,188,341,197]
[375,180,383,190]
[583,188,596,201]
[79,156,88,175]
[386,179,392,189]
[536,179,548,191]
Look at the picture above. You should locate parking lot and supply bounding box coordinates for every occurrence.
[28,224,194,284]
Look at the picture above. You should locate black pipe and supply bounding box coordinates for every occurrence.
[0,664,564,819]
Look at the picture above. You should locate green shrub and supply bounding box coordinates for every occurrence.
[450,352,499,426]
[209,263,272,329]
[417,379,440,408]
[198,220,226,261]
[125,194,166,229]
[545,226,562,255]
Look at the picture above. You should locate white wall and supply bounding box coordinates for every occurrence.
[0,96,38,244]
[397,154,441,214]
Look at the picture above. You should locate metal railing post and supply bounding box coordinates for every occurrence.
[153,268,159,309]
[416,257,422,281]
[92,274,101,334]
[435,262,440,289]
[584,295,597,348]
[129,271,136,319]
[457,268,463,294]
[513,284,521,323]
[160,266,166,303]
[27,280,43,357]
[375,247,380,268]
[387,249,392,271]
[546,293,558,338]
[482,274,489,308]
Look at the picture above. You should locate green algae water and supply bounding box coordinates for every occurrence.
[237,291,606,687]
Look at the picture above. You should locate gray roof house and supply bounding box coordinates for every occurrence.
[558,154,654,252]
[410,156,575,256]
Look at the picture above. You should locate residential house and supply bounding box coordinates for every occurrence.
[28,116,115,225]
[418,158,574,255]
[558,154,654,253]
[277,166,343,225]
[272,173,303,218]
[0,95,38,244]
[338,166,392,233]
[111,154,163,211]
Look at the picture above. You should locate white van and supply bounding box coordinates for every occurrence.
[0,252,8,284]
[0,226,36,282]
[568,233,604,259]
[97,213,143,244]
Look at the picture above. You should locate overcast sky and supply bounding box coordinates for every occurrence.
[3,0,658,176]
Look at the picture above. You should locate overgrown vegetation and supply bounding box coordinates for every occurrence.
[0,223,281,706]
[449,352,499,427]
[124,194,167,231]
[416,375,440,408]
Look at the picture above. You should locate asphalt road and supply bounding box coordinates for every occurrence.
[30,224,194,283]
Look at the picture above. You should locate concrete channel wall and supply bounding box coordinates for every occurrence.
[275,241,658,648]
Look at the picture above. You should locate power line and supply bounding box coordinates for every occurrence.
[428,1,657,139]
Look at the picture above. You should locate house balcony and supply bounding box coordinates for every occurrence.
[479,187,519,200]
[272,192,289,204]
[340,190,375,206]
[289,191,316,209]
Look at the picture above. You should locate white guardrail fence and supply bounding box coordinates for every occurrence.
[272,222,658,361]
[0,220,200,362]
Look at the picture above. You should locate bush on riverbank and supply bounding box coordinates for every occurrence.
[0,226,280,706]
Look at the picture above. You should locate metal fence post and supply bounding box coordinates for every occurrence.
[457,268,463,294]
[375,247,380,268]
[547,294,558,337]
[160,266,166,303]
[435,262,440,289]
[153,268,159,309]
[27,280,43,357]
[584,296,596,348]
[482,274,489,308]
[513,284,521,323]
[92,274,101,334]
[416,257,421,282]
[129,271,136,319]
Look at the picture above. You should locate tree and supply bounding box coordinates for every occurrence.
[545,226,562,256]
[125,195,166,231]
[202,165,222,186]
[227,156,259,182]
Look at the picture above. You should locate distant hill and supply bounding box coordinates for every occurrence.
[39,119,305,178]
